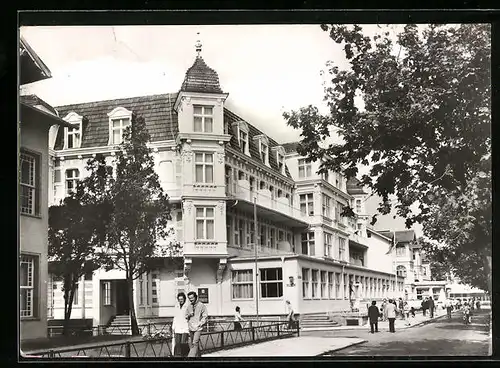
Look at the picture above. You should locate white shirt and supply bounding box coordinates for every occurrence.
[234,311,244,322]
[172,303,189,334]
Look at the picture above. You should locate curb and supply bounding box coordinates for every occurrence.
[317,339,368,356]
[301,314,450,332]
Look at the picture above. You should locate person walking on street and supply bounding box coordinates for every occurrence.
[403,301,411,326]
[446,300,453,319]
[421,298,427,317]
[172,292,190,357]
[398,298,404,319]
[185,291,208,358]
[384,298,398,333]
[381,299,388,321]
[285,300,296,329]
[368,301,380,333]
[234,306,245,331]
[428,297,435,318]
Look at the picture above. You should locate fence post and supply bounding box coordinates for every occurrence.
[296,319,300,337]
[49,350,55,358]
[277,323,280,337]
[221,331,224,348]
[251,326,255,342]
[125,342,131,358]
[148,323,151,336]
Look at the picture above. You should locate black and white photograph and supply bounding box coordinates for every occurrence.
[18,19,491,359]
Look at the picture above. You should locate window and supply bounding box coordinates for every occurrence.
[232,270,253,299]
[412,252,416,260]
[20,152,40,215]
[416,289,423,300]
[311,270,318,298]
[328,272,334,299]
[355,199,362,214]
[322,170,329,182]
[20,254,38,318]
[110,118,131,145]
[322,194,331,218]
[335,273,341,299]
[239,219,245,247]
[234,216,240,245]
[226,217,232,246]
[65,169,80,196]
[66,125,81,149]
[239,130,248,154]
[193,105,213,133]
[195,153,214,183]
[196,207,215,240]
[324,232,333,258]
[152,272,159,304]
[299,193,314,216]
[248,221,255,246]
[320,271,327,299]
[260,225,266,246]
[301,232,315,256]
[260,268,283,298]
[139,279,144,305]
[277,152,285,173]
[338,237,346,261]
[103,281,111,305]
[260,141,268,164]
[423,268,427,276]
[396,245,406,257]
[302,268,310,298]
[269,228,275,248]
[298,159,312,178]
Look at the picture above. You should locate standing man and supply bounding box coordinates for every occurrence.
[421,298,427,317]
[185,291,208,358]
[446,299,453,319]
[428,297,435,318]
[285,300,296,329]
[385,299,397,333]
[368,301,380,334]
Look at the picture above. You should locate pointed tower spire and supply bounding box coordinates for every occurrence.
[195,32,202,58]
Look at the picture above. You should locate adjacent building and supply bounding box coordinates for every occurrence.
[47,42,405,329]
[19,36,73,340]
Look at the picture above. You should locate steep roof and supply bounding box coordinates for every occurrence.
[54,93,179,149]
[282,141,300,154]
[20,94,59,116]
[20,36,52,84]
[346,177,368,195]
[225,109,292,178]
[395,230,417,244]
[180,56,223,94]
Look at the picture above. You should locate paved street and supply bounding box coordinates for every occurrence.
[301,309,491,356]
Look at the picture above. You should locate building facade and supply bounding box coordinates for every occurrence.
[47,44,405,327]
[19,37,73,340]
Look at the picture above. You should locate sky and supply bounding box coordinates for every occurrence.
[20,24,422,235]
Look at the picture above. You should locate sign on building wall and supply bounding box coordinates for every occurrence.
[198,288,209,304]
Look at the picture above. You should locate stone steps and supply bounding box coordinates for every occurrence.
[107,315,132,335]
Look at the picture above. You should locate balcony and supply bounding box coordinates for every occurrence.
[227,180,309,229]
[184,241,227,257]
[227,242,296,258]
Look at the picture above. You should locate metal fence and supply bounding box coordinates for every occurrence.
[47,321,173,337]
[25,320,298,359]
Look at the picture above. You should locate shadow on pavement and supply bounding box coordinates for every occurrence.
[435,324,489,334]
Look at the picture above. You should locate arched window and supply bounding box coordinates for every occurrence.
[396,265,407,278]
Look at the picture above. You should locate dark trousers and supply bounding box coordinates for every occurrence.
[174,333,190,357]
[447,307,452,319]
[430,308,434,318]
[422,308,426,316]
[388,318,396,332]
[370,321,378,333]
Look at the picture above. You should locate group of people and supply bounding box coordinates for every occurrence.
[368,298,418,334]
[421,297,436,318]
[171,291,208,358]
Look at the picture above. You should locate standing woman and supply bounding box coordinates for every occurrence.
[172,292,190,357]
[285,300,296,329]
[234,306,245,330]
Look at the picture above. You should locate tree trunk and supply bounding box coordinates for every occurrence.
[127,274,140,336]
[63,280,76,336]
[483,254,492,295]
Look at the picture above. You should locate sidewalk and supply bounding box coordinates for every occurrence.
[301,309,453,332]
[202,336,366,357]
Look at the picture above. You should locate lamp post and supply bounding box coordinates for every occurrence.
[253,196,259,322]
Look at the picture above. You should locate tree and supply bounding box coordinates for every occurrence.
[84,113,179,335]
[48,183,110,335]
[284,24,491,291]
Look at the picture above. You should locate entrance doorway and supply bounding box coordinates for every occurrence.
[115,280,130,315]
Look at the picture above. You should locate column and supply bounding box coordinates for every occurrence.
[80,275,86,320]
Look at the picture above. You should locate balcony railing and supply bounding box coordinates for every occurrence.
[226,179,307,220]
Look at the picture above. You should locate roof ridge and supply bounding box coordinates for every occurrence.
[55,92,177,109]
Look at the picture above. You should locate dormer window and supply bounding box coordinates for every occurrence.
[253,134,270,166]
[232,121,250,156]
[298,159,312,178]
[193,105,213,133]
[239,130,248,153]
[273,146,286,175]
[108,107,132,146]
[62,112,83,149]
[260,142,268,164]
